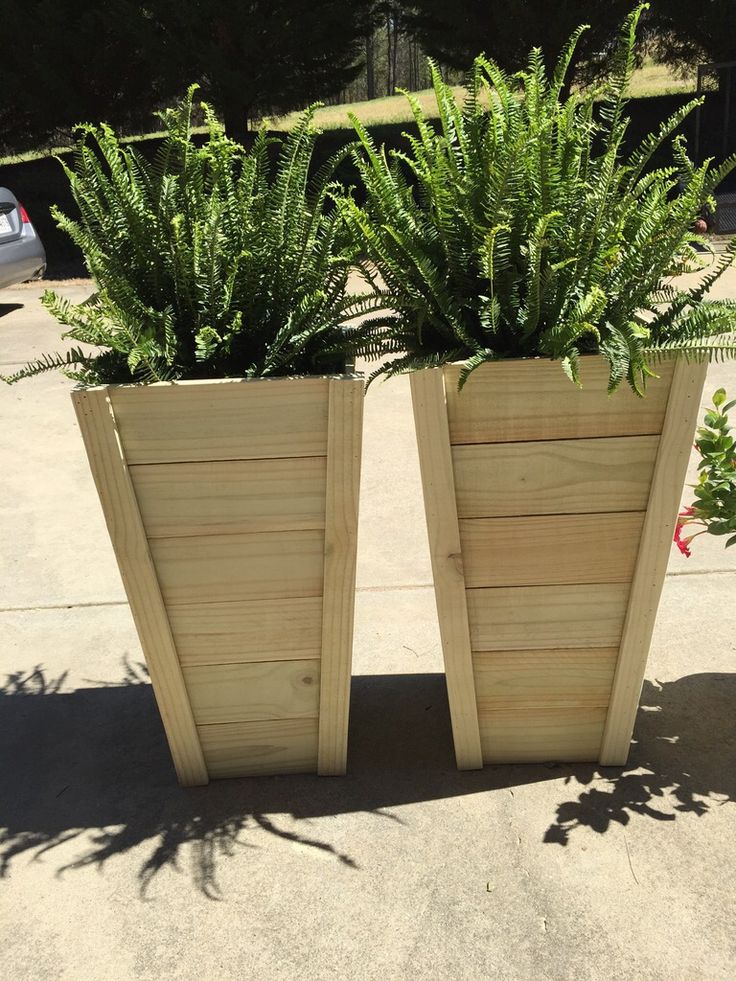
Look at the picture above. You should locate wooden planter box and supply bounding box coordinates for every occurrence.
[73,375,363,786]
[411,356,707,769]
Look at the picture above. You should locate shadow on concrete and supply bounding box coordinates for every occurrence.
[0,302,23,319]
[0,661,552,897]
[2,665,733,897]
[544,674,736,845]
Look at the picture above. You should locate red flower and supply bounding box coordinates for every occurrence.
[674,508,696,557]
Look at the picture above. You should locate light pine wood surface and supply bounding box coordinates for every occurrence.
[149,529,325,605]
[130,457,327,537]
[452,435,659,518]
[183,658,320,724]
[410,368,483,770]
[169,596,324,667]
[318,378,364,775]
[198,718,319,778]
[76,374,363,783]
[110,377,331,464]
[72,388,208,786]
[466,583,630,652]
[478,706,608,763]
[416,355,702,768]
[444,357,674,444]
[600,358,709,764]
[473,649,617,711]
[459,511,645,587]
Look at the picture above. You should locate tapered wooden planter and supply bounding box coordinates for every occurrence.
[72,375,363,786]
[411,355,707,769]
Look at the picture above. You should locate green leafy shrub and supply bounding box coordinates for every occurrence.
[676,388,736,555]
[3,88,379,386]
[342,5,736,391]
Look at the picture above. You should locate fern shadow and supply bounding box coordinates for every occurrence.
[0,663,552,898]
[544,674,736,845]
[4,664,732,897]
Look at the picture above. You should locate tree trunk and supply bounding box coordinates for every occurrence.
[386,13,393,95]
[366,31,375,100]
[222,104,250,144]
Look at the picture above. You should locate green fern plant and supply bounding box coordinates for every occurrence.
[342,5,736,392]
[2,87,381,386]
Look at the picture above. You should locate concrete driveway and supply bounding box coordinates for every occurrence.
[1,282,735,981]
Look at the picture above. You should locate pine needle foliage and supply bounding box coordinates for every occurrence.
[3,87,380,386]
[342,5,736,392]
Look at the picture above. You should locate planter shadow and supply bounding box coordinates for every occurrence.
[2,665,733,897]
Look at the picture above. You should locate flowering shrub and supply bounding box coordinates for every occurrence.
[675,388,736,556]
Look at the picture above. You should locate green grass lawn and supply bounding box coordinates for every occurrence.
[0,60,697,165]
[268,62,697,132]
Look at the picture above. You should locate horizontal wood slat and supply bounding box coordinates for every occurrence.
[473,649,617,711]
[478,707,607,763]
[444,357,674,444]
[131,457,327,537]
[459,512,645,587]
[109,377,330,464]
[169,596,324,667]
[466,583,630,651]
[198,718,319,778]
[184,658,320,725]
[149,529,324,606]
[452,436,659,518]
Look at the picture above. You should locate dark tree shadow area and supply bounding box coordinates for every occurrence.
[544,674,736,845]
[2,663,734,897]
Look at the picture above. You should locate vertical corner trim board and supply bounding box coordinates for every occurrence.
[599,358,709,765]
[317,378,364,775]
[71,387,209,787]
[410,368,484,770]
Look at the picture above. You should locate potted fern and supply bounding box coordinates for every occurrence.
[4,91,377,785]
[342,7,736,769]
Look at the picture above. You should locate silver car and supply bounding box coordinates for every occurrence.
[0,187,46,288]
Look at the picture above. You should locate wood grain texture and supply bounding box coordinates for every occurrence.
[198,718,318,778]
[600,358,709,765]
[169,596,324,667]
[410,368,483,769]
[478,707,607,763]
[444,356,674,444]
[131,457,327,537]
[109,376,330,464]
[318,378,364,775]
[149,529,325,606]
[71,388,208,786]
[473,649,617,711]
[184,658,320,724]
[452,435,659,518]
[466,583,630,651]
[459,512,645,587]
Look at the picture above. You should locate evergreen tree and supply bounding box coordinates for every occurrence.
[152,0,380,140]
[402,1,634,82]
[648,1,736,70]
[0,0,170,153]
